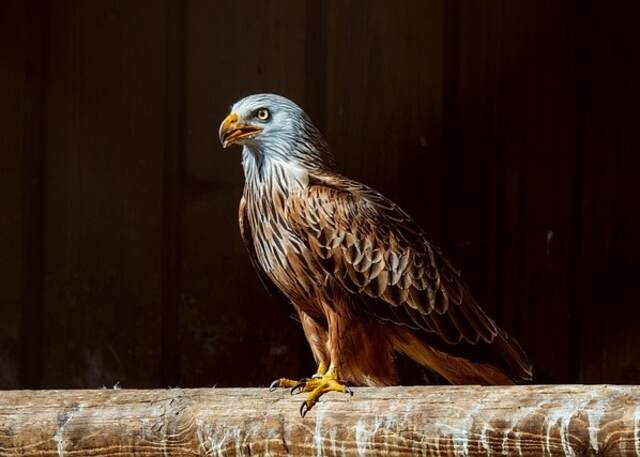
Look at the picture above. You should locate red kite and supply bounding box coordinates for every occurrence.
[219,94,532,416]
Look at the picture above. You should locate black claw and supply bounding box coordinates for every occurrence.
[300,401,309,417]
[269,379,280,392]
[290,380,306,396]
[346,386,354,396]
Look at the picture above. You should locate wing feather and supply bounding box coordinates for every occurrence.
[288,175,532,382]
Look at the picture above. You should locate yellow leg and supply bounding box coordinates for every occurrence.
[312,362,328,378]
[290,364,353,417]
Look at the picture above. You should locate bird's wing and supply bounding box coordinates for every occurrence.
[287,174,532,382]
[239,195,293,310]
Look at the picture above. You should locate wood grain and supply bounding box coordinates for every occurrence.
[0,385,638,456]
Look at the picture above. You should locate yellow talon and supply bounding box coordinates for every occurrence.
[268,362,328,391]
[293,369,353,417]
[269,378,299,391]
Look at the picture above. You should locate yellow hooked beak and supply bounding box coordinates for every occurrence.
[218,112,263,148]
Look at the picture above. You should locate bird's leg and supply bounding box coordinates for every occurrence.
[311,361,328,378]
[268,362,328,391]
[290,363,353,417]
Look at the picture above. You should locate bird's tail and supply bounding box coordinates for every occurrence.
[488,329,534,384]
[395,326,533,385]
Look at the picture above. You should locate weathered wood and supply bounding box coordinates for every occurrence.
[0,385,638,456]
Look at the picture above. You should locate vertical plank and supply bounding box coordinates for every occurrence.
[19,0,48,389]
[180,0,308,386]
[160,0,186,387]
[0,0,29,388]
[303,0,328,134]
[42,0,167,387]
[501,1,576,382]
[575,2,640,383]
[325,0,445,244]
[441,0,497,316]
[450,1,577,382]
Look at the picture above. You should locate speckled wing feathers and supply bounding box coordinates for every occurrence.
[287,174,532,383]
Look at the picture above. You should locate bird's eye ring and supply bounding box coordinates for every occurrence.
[256,108,270,121]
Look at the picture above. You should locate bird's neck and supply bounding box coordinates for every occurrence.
[241,148,310,198]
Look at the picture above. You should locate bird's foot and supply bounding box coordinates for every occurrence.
[268,363,328,392]
[290,373,353,417]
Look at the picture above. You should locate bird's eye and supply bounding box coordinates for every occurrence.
[256,108,270,121]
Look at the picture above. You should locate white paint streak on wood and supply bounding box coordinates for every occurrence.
[431,401,483,457]
[233,427,243,457]
[354,419,369,457]
[328,424,338,457]
[543,394,593,457]
[633,406,640,456]
[480,423,491,457]
[460,403,484,456]
[314,403,326,457]
[352,398,408,457]
[585,390,615,454]
[502,405,536,457]
[194,418,207,454]
[3,386,640,456]
[52,424,65,457]
[52,405,80,457]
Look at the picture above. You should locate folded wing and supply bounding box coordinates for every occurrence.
[287,174,532,383]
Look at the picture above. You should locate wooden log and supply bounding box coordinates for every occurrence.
[0,385,639,456]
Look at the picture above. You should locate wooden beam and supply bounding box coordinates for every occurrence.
[0,385,638,456]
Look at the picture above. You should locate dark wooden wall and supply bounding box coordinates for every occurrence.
[1,0,639,389]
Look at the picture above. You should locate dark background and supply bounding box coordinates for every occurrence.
[1,0,639,389]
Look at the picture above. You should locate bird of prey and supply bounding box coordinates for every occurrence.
[219,94,532,416]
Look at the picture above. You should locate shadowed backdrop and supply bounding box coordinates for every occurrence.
[1,0,639,389]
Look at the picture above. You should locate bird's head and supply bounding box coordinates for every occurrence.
[219,93,333,170]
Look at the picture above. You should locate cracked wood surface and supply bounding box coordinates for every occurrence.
[0,385,639,456]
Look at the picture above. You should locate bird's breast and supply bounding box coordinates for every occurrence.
[245,185,322,306]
